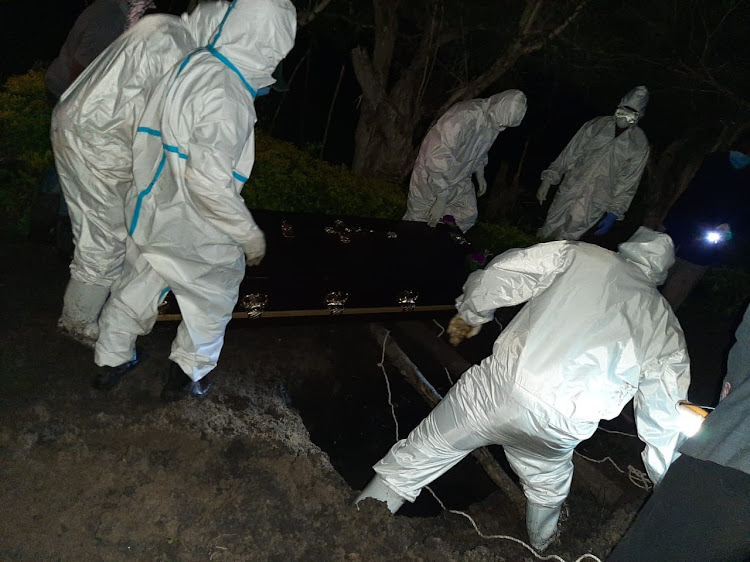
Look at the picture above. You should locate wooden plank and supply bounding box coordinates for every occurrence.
[369,323,527,515]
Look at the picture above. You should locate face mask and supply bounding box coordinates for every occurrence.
[729,150,750,169]
[615,107,639,129]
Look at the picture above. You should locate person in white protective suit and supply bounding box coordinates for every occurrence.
[93,0,297,402]
[536,86,651,241]
[52,1,231,347]
[356,227,690,552]
[403,90,528,232]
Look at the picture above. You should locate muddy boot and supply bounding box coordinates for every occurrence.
[160,362,213,402]
[58,278,110,348]
[355,475,407,513]
[93,354,142,390]
[526,502,562,552]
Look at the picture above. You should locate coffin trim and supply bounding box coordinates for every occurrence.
[157,304,455,322]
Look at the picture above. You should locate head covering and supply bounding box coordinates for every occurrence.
[125,0,156,30]
[207,0,297,93]
[485,89,528,129]
[182,0,231,46]
[617,226,675,285]
[619,85,649,115]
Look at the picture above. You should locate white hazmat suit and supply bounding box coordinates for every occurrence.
[95,0,297,383]
[52,1,230,346]
[537,86,650,240]
[358,227,690,550]
[403,90,527,232]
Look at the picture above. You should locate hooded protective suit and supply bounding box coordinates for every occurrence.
[52,1,230,345]
[95,0,297,381]
[538,86,650,240]
[403,90,527,232]
[364,227,689,546]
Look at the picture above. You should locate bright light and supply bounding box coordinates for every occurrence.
[705,231,722,244]
[677,401,708,436]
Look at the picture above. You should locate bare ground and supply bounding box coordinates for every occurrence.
[0,240,728,561]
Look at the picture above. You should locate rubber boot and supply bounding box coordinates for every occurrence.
[526,503,562,552]
[161,362,213,402]
[58,278,110,348]
[355,475,407,513]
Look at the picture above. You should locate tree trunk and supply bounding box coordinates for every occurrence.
[352,97,418,183]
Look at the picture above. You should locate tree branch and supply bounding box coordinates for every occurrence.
[297,0,332,28]
[434,0,589,119]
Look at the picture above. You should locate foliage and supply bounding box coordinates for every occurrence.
[243,132,407,219]
[0,70,54,237]
[466,220,540,256]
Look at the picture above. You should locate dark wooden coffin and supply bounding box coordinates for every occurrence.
[157,210,478,321]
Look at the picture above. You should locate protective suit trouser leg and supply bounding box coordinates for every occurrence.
[538,190,599,241]
[58,278,110,346]
[445,179,478,232]
[373,372,494,502]
[525,503,562,551]
[503,443,575,551]
[166,255,244,383]
[355,475,407,513]
[53,127,129,287]
[95,240,166,367]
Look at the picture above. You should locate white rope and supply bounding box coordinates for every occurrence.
[597,427,637,438]
[424,487,602,562]
[375,333,603,562]
[376,329,399,441]
[432,319,446,338]
[574,451,652,491]
[444,366,454,385]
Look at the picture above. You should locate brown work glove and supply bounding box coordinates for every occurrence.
[447,314,482,346]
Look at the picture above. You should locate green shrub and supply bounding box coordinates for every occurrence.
[466,220,540,256]
[0,70,54,237]
[243,132,406,220]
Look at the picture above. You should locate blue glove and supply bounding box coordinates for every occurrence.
[594,212,617,236]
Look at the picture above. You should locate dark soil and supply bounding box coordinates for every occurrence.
[0,240,733,561]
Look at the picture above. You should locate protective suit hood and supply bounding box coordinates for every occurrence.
[182,1,231,47]
[126,0,156,30]
[486,89,527,129]
[619,85,649,115]
[207,0,296,93]
[617,226,674,285]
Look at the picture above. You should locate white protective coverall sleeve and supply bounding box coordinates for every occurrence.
[185,94,265,253]
[455,241,574,326]
[633,343,691,485]
[540,118,598,187]
[404,90,527,232]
